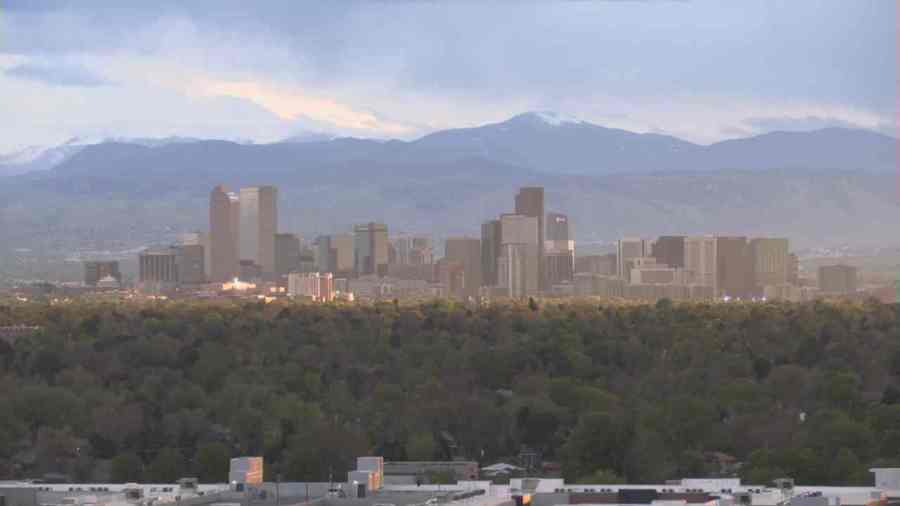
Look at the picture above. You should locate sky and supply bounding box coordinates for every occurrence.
[1,0,896,152]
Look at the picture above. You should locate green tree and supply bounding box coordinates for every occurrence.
[194,442,230,483]
[405,432,437,461]
[147,448,184,483]
[576,469,625,484]
[111,452,144,483]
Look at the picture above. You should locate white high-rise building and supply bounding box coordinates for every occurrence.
[239,186,278,275]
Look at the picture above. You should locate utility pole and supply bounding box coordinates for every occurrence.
[276,474,281,506]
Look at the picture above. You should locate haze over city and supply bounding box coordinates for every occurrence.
[1,1,899,503]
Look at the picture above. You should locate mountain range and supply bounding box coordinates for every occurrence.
[0,112,897,280]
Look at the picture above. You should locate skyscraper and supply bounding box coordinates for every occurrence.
[445,237,482,298]
[239,186,278,275]
[354,222,389,276]
[684,236,717,291]
[546,212,570,242]
[209,185,239,282]
[653,236,686,268]
[499,213,540,297]
[481,219,502,287]
[750,238,789,292]
[515,187,545,290]
[545,239,575,286]
[275,233,301,279]
[392,234,434,265]
[316,234,354,274]
[716,236,752,298]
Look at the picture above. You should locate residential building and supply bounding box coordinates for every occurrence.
[515,187,545,290]
[684,236,717,291]
[481,219,502,287]
[209,185,240,282]
[445,237,482,298]
[239,186,278,275]
[818,264,858,295]
[652,236,685,268]
[84,260,121,287]
[354,222,389,276]
[716,236,753,298]
[498,214,540,297]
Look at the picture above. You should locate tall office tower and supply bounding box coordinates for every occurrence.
[316,234,355,274]
[716,236,752,298]
[818,264,858,295]
[84,260,121,287]
[545,239,575,286]
[515,187,545,290]
[209,185,240,282]
[684,236,718,291]
[239,186,278,275]
[546,212,570,241]
[498,214,540,297]
[653,236,686,268]
[392,234,434,265]
[176,244,206,285]
[354,223,389,276]
[445,237,482,298]
[616,238,646,281]
[139,247,179,284]
[275,233,301,278]
[750,238,789,291]
[481,219,502,287]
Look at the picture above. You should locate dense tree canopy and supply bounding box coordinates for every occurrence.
[0,298,898,484]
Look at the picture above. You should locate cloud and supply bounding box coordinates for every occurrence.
[5,62,111,87]
[0,2,894,150]
[193,79,415,136]
[743,116,871,133]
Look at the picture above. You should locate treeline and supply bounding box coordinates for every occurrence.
[0,299,898,485]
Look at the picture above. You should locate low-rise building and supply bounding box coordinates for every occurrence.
[288,272,335,302]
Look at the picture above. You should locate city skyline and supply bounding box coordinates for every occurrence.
[2,1,898,493]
